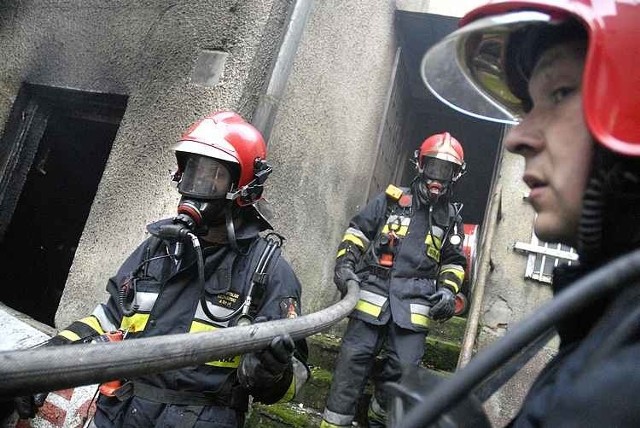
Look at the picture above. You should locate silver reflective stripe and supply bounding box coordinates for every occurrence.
[91,305,118,332]
[410,303,431,317]
[431,225,444,238]
[345,227,370,247]
[194,301,234,326]
[323,408,353,426]
[292,357,310,397]
[359,289,387,307]
[134,292,159,312]
[386,214,411,227]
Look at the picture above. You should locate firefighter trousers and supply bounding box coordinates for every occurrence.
[323,318,427,427]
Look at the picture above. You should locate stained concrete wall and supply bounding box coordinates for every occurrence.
[476,151,557,426]
[266,0,397,319]
[0,0,293,328]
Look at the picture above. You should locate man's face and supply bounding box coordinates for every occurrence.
[504,41,593,247]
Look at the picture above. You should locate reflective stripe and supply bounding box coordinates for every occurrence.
[133,291,159,313]
[382,215,411,237]
[342,227,369,249]
[323,408,354,426]
[443,279,460,293]
[440,264,465,281]
[410,303,431,316]
[356,286,388,317]
[425,233,443,248]
[278,356,309,403]
[189,321,241,367]
[359,289,388,307]
[410,313,430,327]
[79,316,106,335]
[336,248,346,258]
[91,305,117,332]
[410,303,431,327]
[194,301,234,327]
[58,329,81,342]
[356,300,382,317]
[120,313,149,332]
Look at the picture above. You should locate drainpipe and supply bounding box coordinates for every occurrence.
[252,0,314,141]
[458,184,502,367]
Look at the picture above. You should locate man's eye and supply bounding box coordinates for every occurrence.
[550,86,575,104]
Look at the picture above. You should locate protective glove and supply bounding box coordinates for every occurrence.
[237,334,295,392]
[14,392,48,419]
[428,288,456,321]
[333,262,359,297]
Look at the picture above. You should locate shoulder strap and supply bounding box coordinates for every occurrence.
[248,232,284,308]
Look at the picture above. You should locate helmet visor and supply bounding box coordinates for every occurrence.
[421,11,555,124]
[178,156,233,199]
[421,157,459,182]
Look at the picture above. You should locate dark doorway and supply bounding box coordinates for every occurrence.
[369,11,504,226]
[0,84,127,326]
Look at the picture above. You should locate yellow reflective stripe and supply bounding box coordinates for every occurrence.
[190,321,241,367]
[79,316,105,335]
[336,248,346,258]
[189,320,218,333]
[120,313,149,333]
[425,234,442,248]
[381,224,409,236]
[443,279,460,294]
[278,378,296,403]
[58,330,81,342]
[343,234,365,249]
[410,313,430,327]
[440,266,465,281]
[355,300,382,317]
[385,184,403,200]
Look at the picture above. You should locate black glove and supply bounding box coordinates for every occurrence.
[428,288,456,321]
[334,262,359,297]
[238,334,295,391]
[14,393,48,419]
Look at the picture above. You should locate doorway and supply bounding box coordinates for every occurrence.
[0,84,127,326]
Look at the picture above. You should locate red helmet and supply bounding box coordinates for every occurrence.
[172,111,270,206]
[417,132,466,182]
[420,0,640,157]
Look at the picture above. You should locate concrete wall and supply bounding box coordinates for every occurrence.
[0,0,293,328]
[266,0,397,319]
[476,151,557,425]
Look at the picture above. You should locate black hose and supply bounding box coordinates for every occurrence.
[0,280,359,398]
[399,248,640,428]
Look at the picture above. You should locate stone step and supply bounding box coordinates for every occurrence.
[244,316,467,427]
[307,315,467,374]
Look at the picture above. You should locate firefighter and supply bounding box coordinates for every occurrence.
[321,133,468,427]
[14,111,309,427]
[418,0,640,426]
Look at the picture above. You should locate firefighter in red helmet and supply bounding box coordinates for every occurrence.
[321,132,468,427]
[13,112,309,427]
[408,0,640,426]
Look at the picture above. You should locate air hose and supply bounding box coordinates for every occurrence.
[0,280,360,398]
[399,248,640,428]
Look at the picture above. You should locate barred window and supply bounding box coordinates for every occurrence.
[514,233,578,284]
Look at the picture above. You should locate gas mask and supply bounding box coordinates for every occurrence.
[416,157,460,203]
[172,155,237,232]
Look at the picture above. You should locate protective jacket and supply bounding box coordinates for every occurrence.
[322,185,467,428]
[338,185,467,332]
[54,218,308,427]
[510,259,640,427]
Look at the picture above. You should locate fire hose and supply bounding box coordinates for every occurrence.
[398,248,640,428]
[0,280,360,399]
